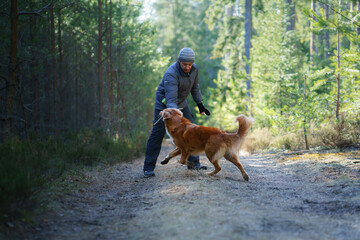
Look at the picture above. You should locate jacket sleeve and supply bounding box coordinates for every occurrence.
[164,73,178,109]
[190,72,203,104]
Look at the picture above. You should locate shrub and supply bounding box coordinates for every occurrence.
[313,117,360,150]
[245,128,306,152]
[244,128,273,153]
[0,129,147,224]
[272,132,302,151]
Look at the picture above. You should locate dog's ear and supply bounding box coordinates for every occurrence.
[174,109,183,117]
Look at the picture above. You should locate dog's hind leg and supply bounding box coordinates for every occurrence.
[224,152,249,181]
[161,147,181,165]
[207,160,221,176]
[205,147,225,176]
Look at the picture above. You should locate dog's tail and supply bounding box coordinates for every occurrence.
[236,115,254,136]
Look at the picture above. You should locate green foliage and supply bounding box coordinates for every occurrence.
[152,0,221,118]
[0,129,147,224]
[201,0,360,150]
[338,49,360,117]
[304,3,360,45]
[0,0,162,138]
[305,45,360,126]
[201,0,250,129]
[62,129,145,165]
[251,1,308,131]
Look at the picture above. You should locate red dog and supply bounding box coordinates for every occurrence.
[159,108,253,181]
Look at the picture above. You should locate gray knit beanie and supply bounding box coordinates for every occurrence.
[178,48,195,63]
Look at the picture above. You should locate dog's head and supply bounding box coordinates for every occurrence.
[160,108,183,121]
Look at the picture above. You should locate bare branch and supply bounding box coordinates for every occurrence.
[24,103,32,112]
[59,0,73,11]
[101,55,109,64]
[18,11,43,17]
[0,75,7,83]
[317,0,360,28]
[0,12,9,17]
[18,0,53,17]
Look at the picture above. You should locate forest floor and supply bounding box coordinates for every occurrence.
[5,140,360,240]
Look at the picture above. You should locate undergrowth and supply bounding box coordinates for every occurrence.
[245,117,360,153]
[0,129,147,226]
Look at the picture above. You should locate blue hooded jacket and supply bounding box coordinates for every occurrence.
[155,61,203,110]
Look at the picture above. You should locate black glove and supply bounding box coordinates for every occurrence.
[197,103,210,116]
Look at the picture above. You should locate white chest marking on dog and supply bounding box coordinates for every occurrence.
[165,125,174,144]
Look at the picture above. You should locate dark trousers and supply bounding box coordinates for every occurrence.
[143,106,200,172]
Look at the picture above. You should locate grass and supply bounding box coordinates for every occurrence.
[245,117,360,153]
[0,129,147,226]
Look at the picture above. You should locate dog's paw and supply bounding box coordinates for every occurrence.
[161,158,170,165]
[178,160,186,165]
[243,174,249,181]
[206,171,215,176]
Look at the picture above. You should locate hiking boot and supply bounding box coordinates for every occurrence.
[187,164,207,170]
[143,170,155,178]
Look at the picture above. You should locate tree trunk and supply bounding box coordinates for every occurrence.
[43,21,51,136]
[75,48,80,131]
[6,0,19,138]
[324,3,330,59]
[116,0,124,135]
[350,1,354,50]
[336,29,341,120]
[50,2,58,136]
[116,71,130,134]
[357,1,360,41]
[58,9,64,133]
[98,0,104,128]
[106,0,114,135]
[286,0,295,31]
[244,0,252,115]
[30,15,40,134]
[172,0,180,60]
[335,1,341,120]
[303,76,309,150]
[310,0,316,64]
[114,21,130,135]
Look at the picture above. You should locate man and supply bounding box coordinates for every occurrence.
[143,48,210,178]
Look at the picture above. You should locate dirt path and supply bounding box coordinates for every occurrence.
[22,140,360,239]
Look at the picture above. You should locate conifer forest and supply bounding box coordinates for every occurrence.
[1,0,360,145]
[1,1,360,237]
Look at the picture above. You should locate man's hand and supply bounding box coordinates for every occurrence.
[197,103,210,116]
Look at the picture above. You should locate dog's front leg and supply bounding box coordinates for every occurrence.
[178,150,190,165]
[161,147,181,165]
